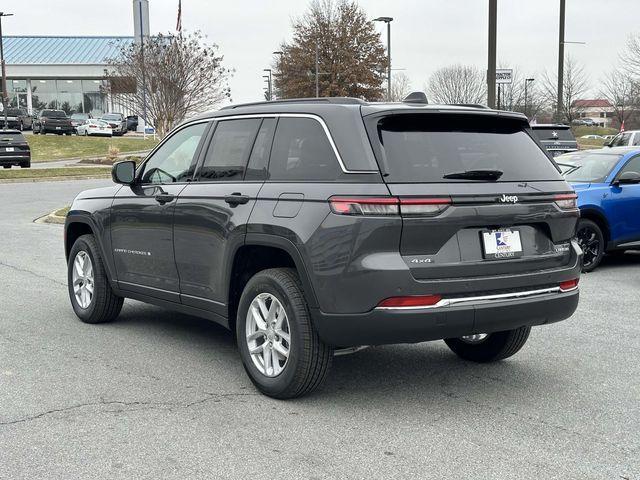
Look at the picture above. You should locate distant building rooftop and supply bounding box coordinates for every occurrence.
[573,99,613,108]
[3,36,134,65]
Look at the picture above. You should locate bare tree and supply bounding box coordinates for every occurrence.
[273,0,387,100]
[540,56,589,123]
[107,31,231,137]
[427,64,486,105]
[600,68,637,126]
[388,72,413,101]
[621,33,640,79]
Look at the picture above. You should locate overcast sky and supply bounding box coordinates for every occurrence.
[5,0,640,104]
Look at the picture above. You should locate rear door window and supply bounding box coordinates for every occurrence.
[198,118,261,181]
[375,114,562,183]
[245,118,276,181]
[268,117,340,181]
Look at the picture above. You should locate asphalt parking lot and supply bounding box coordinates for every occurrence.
[0,179,638,480]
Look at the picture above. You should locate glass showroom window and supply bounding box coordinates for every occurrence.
[57,80,84,115]
[8,80,28,109]
[31,80,58,111]
[82,80,107,116]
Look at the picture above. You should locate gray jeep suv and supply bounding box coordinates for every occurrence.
[64,97,582,398]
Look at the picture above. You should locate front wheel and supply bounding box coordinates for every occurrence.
[576,218,604,272]
[68,234,123,324]
[236,268,332,399]
[444,326,531,362]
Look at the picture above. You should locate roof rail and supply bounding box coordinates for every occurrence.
[451,103,491,109]
[220,97,366,110]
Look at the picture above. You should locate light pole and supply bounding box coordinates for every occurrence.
[0,11,14,130]
[524,78,534,120]
[263,68,272,101]
[487,0,497,108]
[374,17,393,101]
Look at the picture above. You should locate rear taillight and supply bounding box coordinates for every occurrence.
[89,124,98,128]
[559,278,579,292]
[377,294,443,308]
[400,197,451,216]
[329,197,399,216]
[329,196,451,217]
[554,193,578,210]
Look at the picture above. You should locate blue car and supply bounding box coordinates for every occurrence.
[557,147,640,271]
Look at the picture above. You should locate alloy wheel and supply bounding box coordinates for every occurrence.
[576,225,600,269]
[245,293,291,377]
[72,251,94,309]
[460,333,489,344]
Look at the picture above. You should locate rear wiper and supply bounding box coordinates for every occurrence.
[442,169,504,181]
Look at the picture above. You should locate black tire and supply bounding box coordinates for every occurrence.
[236,268,332,399]
[444,326,531,363]
[68,234,123,324]
[20,163,30,168]
[576,218,605,272]
[2,165,10,169]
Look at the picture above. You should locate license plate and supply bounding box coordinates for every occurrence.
[482,229,523,260]
[5,147,14,152]
[55,126,61,130]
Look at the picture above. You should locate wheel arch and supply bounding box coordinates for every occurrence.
[579,207,611,245]
[226,234,319,332]
[65,214,117,284]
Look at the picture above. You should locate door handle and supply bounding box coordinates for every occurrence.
[155,193,175,204]
[224,193,250,205]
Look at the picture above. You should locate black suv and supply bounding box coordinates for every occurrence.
[64,97,582,398]
[33,109,74,135]
[531,124,579,157]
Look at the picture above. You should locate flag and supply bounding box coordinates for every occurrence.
[176,0,182,33]
[620,121,625,132]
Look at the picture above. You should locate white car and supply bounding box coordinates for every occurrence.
[606,130,640,147]
[580,134,604,139]
[76,119,113,137]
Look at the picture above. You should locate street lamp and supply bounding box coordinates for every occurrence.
[0,11,14,130]
[524,78,535,120]
[374,16,393,101]
[263,68,272,101]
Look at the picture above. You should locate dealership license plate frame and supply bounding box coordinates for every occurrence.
[5,147,14,152]
[481,228,524,260]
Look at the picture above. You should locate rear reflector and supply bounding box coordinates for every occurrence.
[559,278,579,292]
[377,294,442,308]
[554,193,578,210]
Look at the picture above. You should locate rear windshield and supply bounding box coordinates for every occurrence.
[42,110,67,118]
[102,114,122,120]
[556,152,621,183]
[532,127,576,142]
[375,114,562,183]
[71,113,89,120]
[7,108,23,116]
[0,132,27,142]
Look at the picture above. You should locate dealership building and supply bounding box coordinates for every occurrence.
[4,36,135,116]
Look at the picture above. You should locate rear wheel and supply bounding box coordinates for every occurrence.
[444,326,531,362]
[20,162,30,168]
[68,234,123,324]
[236,268,332,399]
[576,218,604,272]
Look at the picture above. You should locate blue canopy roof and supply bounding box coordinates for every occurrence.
[3,36,134,65]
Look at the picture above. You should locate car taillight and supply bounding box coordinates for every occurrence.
[329,196,451,217]
[554,193,577,210]
[399,197,451,216]
[559,278,579,292]
[89,124,98,128]
[329,197,399,216]
[377,294,443,308]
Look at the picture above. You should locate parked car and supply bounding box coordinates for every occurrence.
[100,113,127,136]
[64,96,581,399]
[126,115,138,131]
[70,113,92,132]
[605,130,640,147]
[531,124,579,157]
[580,135,604,140]
[2,108,33,131]
[0,130,31,168]
[557,147,640,271]
[76,119,113,137]
[33,109,74,135]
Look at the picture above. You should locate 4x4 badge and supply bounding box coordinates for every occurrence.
[499,194,519,203]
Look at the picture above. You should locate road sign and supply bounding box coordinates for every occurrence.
[496,69,513,84]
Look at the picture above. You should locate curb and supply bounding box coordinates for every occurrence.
[0,174,110,184]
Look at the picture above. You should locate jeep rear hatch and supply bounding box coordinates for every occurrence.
[365,112,578,279]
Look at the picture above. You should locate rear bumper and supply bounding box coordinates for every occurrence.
[312,287,579,347]
[0,154,30,165]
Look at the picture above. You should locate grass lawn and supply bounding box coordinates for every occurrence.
[0,166,110,180]
[27,135,159,162]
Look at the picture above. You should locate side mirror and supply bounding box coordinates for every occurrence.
[112,160,136,185]
[614,171,640,185]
